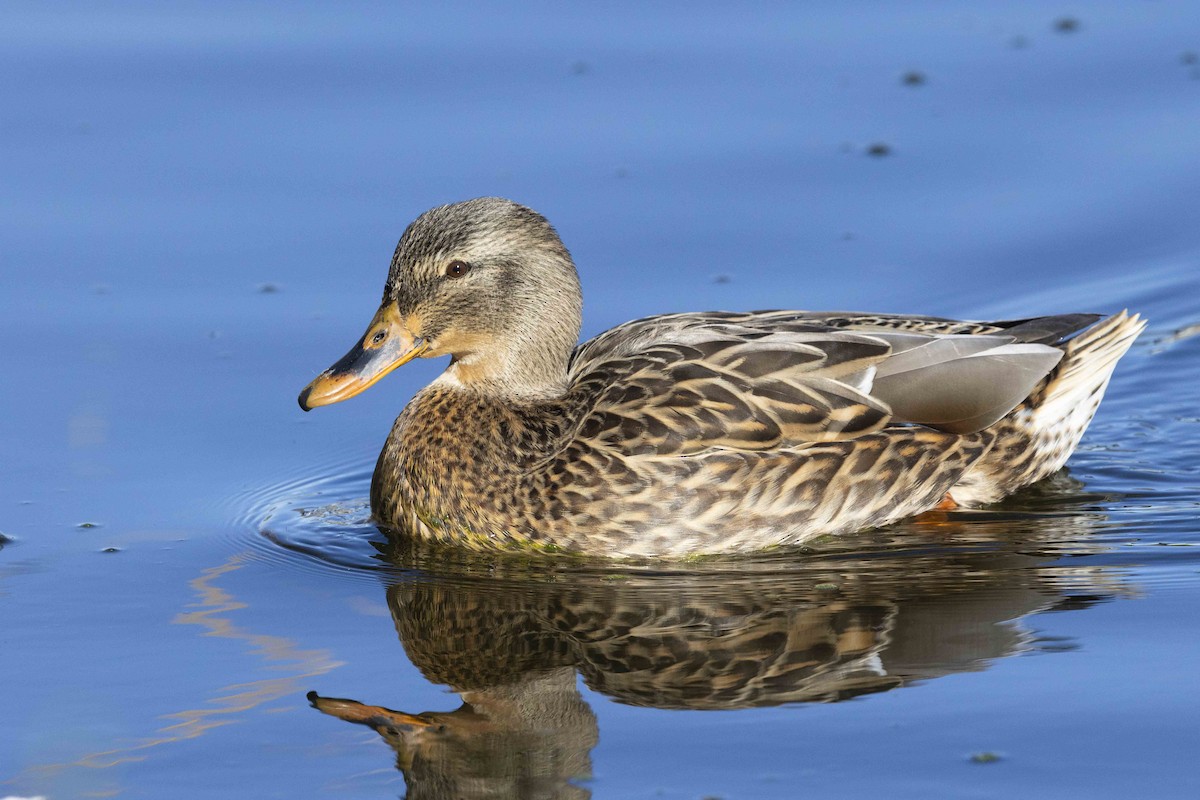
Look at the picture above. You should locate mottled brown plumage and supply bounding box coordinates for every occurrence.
[299,198,1145,558]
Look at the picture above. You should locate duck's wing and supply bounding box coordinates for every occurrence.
[566,311,1075,456]
[779,310,1102,343]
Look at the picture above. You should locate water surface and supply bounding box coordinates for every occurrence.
[3,3,1200,798]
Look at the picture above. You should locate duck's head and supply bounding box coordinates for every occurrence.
[299,198,583,410]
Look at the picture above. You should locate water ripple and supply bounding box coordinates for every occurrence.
[231,454,393,582]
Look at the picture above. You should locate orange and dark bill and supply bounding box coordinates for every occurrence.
[298,304,428,411]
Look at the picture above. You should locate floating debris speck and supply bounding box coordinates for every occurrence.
[970,751,1003,764]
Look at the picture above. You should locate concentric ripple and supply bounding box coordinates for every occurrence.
[232,453,395,582]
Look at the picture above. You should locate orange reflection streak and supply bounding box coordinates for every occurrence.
[14,552,344,787]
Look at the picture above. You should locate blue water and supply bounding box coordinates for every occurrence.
[3,2,1200,798]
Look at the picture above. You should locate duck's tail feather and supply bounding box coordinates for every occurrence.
[1028,310,1145,438]
[949,310,1145,505]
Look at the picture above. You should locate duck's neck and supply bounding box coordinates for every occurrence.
[439,316,580,401]
[437,356,569,400]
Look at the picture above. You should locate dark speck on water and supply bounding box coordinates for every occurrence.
[76,522,101,529]
[970,752,1003,764]
[866,142,892,157]
[1054,17,1081,34]
[901,70,927,86]
[1032,636,1082,653]
[257,282,281,294]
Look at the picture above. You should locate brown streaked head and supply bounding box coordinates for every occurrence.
[299,197,584,409]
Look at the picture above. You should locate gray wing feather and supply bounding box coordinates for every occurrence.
[872,343,1063,434]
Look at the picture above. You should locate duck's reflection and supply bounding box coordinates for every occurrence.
[308,477,1127,799]
[310,668,594,800]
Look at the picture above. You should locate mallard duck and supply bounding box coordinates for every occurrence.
[299,197,1144,558]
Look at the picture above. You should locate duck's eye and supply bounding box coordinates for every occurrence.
[445,260,472,278]
[371,330,387,345]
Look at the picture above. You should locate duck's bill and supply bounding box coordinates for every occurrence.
[298,305,428,411]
